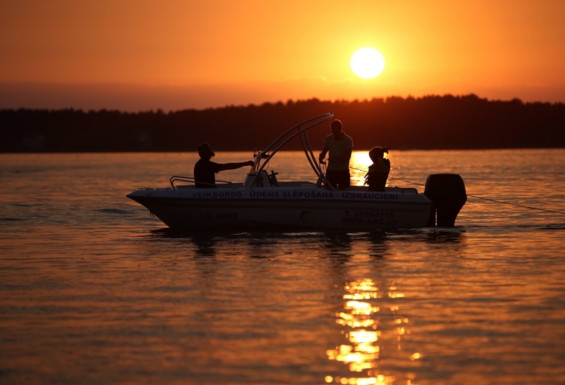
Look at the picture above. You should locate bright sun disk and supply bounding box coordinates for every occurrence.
[350,47,385,79]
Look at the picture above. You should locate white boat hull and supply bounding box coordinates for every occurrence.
[128,184,432,232]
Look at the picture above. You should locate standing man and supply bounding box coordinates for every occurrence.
[318,119,353,190]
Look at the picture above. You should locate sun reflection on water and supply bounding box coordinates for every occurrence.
[326,278,422,385]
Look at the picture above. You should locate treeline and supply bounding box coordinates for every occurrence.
[1,94,564,152]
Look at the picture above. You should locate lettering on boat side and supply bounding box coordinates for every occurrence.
[249,190,336,198]
[280,190,335,198]
[342,210,397,225]
[200,212,238,220]
[189,190,400,200]
[341,192,399,200]
[249,191,282,198]
[192,191,243,198]
[215,212,238,219]
[247,191,400,200]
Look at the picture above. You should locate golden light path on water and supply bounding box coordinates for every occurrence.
[325,278,422,385]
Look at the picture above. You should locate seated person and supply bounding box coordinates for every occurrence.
[365,147,390,191]
[194,143,254,188]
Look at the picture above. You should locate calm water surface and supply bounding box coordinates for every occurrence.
[1,150,564,385]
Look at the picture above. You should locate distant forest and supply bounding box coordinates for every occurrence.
[2,94,564,152]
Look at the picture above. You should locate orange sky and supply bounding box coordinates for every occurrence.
[1,0,564,111]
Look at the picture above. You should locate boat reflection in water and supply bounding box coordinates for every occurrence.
[326,278,422,385]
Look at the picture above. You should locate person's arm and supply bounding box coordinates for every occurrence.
[217,160,254,172]
[318,149,328,164]
[319,138,329,163]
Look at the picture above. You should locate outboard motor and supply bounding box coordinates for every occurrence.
[424,174,467,227]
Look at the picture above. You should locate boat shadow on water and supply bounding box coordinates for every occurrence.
[149,226,466,258]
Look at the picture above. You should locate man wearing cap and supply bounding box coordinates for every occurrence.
[194,143,254,188]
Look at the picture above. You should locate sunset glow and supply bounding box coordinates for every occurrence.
[0,0,564,110]
[350,48,385,79]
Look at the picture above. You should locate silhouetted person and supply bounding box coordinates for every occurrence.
[365,147,390,191]
[318,119,353,190]
[194,143,254,188]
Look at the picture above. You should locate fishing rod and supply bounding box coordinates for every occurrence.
[353,167,565,216]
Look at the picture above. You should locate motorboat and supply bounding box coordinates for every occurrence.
[127,113,466,231]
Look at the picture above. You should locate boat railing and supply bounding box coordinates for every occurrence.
[170,175,195,190]
[169,175,233,190]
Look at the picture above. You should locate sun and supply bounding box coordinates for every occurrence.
[350,47,385,79]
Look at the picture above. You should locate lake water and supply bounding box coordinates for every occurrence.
[1,149,564,385]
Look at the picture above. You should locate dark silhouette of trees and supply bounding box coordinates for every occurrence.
[1,94,564,152]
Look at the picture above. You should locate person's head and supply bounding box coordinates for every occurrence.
[369,146,388,162]
[330,119,343,138]
[197,143,215,160]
